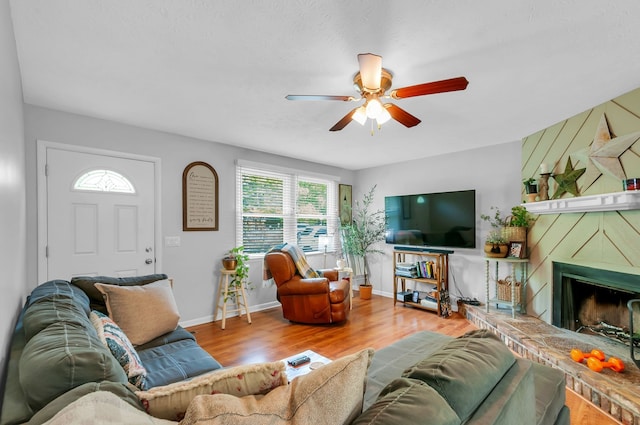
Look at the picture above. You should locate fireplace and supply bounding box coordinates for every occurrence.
[553,262,640,344]
[462,263,640,423]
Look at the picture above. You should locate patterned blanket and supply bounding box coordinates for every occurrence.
[263,243,321,281]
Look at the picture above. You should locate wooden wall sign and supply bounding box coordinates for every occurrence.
[182,161,219,231]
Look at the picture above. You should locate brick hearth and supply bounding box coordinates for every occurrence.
[465,304,640,425]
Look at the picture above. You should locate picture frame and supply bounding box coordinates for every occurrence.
[339,184,352,225]
[508,242,524,258]
[182,161,219,231]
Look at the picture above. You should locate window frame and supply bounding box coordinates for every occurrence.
[73,169,136,194]
[236,161,339,257]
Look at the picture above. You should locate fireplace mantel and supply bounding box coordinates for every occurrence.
[522,190,640,214]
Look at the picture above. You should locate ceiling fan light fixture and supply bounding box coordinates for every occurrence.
[365,98,383,119]
[286,53,468,133]
[358,53,382,92]
[352,106,367,125]
[376,105,392,125]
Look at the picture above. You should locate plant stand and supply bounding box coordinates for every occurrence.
[336,267,354,309]
[214,269,251,330]
[484,258,528,318]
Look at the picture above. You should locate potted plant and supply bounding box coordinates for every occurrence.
[523,178,538,194]
[502,205,534,257]
[340,185,386,299]
[507,205,535,228]
[523,178,539,202]
[222,246,252,294]
[480,206,509,258]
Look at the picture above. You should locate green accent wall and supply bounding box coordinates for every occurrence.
[522,87,640,323]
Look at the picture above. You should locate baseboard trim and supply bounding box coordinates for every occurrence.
[179,301,280,328]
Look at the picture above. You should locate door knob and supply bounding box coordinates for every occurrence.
[145,258,153,264]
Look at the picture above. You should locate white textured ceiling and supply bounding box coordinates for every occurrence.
[9,0,640,170]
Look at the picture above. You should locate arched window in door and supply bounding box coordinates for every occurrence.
[73,169,136,193]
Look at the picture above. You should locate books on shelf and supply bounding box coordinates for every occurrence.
[415,260,437,279]
[395,262,418,278]
[394,261,438,279]
[395,270,417,278]
[420,298,438,309]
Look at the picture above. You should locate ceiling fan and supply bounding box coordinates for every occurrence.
[285,53,469,132]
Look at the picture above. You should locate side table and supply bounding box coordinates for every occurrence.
[485,257,528,318]
[336,267,354,309]
[214,268,252,330]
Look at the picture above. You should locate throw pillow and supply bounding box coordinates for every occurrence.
[90,310,148,390]
[26,381,145,425]
[135,361,288,421]
[95,280,180,346]
[19,322,128,411]
[179,347,375,425]
[36,391,175,425]
[71,274,169,311]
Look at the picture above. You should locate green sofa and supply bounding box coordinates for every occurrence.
[1,278,569,424]
[357,329,570,425]
[0,277,222,425]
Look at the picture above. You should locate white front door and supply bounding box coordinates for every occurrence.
[42,145,158,280]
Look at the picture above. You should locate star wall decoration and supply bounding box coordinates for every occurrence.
[552,157,586,199]
[571,113,640,190]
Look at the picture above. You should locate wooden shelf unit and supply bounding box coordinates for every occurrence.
[393,248,450,316]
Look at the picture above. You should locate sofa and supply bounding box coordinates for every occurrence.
[1,277,569,425]
[359,329,570,425]
[0,276,223,425]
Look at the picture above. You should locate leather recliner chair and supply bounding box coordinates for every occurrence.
[265,251,350,324]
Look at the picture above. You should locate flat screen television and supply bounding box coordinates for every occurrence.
[385,189,476,249]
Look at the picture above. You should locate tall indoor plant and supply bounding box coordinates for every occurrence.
[340,185,386,299]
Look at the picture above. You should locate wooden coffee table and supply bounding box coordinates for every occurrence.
[282,350,331,381]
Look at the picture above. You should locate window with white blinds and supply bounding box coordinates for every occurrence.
[236,163,338,255]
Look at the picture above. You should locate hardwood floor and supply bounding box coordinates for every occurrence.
[187,294,618,424]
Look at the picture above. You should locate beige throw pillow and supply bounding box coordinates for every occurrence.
[179,348,375,425]
[135,361,288,421]
[38,391,176,425]
[95,280,179,346]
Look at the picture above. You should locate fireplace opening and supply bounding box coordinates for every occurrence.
[563,278,635,340]
[553,262,640,347]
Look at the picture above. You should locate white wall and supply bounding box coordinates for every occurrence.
[354,142,522,307]
[22,102,522,327]
[23,105,355,325]
[0,0,27,386]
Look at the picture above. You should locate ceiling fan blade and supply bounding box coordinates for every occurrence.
[390,76,469,99]
[329,107,360,131]
[357,53,382,92]
[285,94,355,101]
[385,103,421,128]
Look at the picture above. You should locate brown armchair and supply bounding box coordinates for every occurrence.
[265,251,350,324]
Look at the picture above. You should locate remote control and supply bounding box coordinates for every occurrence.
[288,355,311,367]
